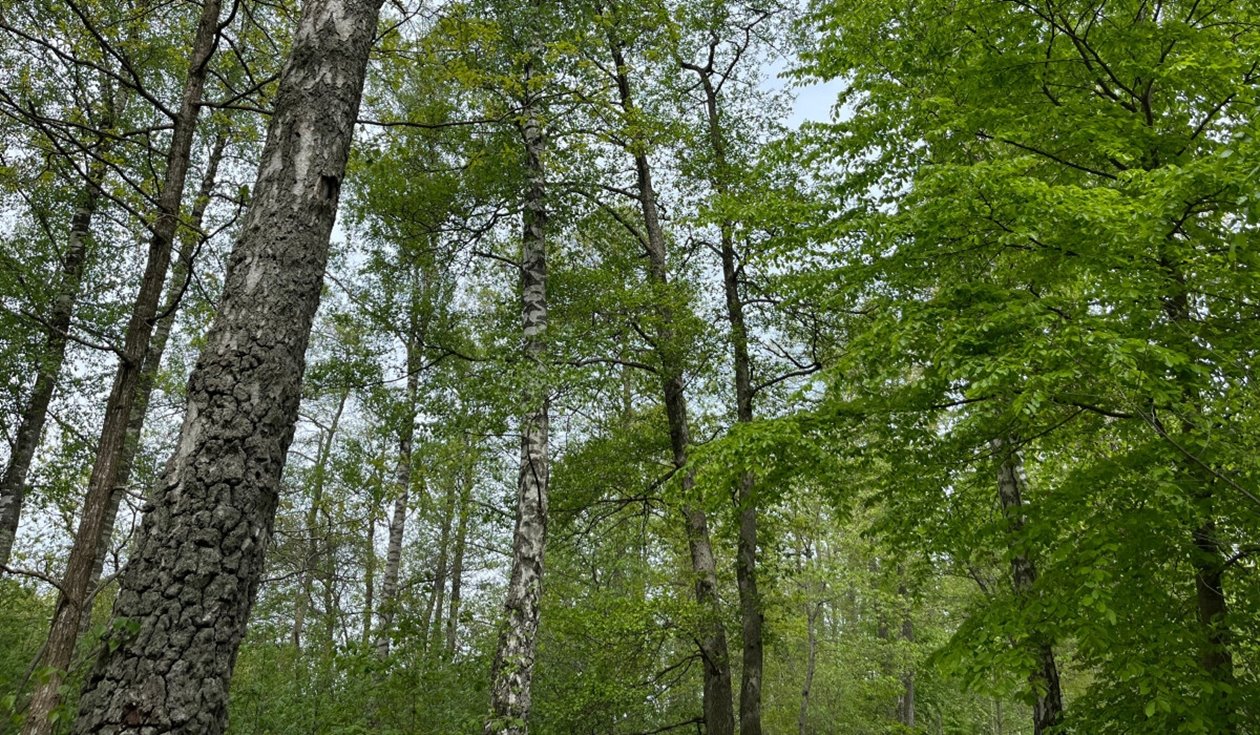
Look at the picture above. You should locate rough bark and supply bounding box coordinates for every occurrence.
[293,390,347,650]
[993,442,1063,735]
[485,55,550,735]
[85,134,227,607]
[0,164,103,568]
[375,341,419,659]
[22,4,225,732]
[68,1,382,732]
[608,34,736,735]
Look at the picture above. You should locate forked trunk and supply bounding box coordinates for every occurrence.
[608,33,735,735]
[69,1,382,732]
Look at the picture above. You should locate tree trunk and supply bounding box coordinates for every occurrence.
[485,53,550,735]
[897,580,915,730]
[293,390,347,650]
[426,474,457,653]
[446,462,471,656]
[84,134,228,613]
[798,602,819,735]
[22,4,225,732]
[993,442,1063,735]
[68,1,382,732]
[375,344,419,658]
[1158,252,1234,721]
[362,496,376,648]
[608,34,736,735]
[0,164,103,568]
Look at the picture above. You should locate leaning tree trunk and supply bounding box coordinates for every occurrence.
[84,134,227,610]
[993,441,1063,735]
[607,34,736,735]
[0,165,102,568]
[22,3,224,732]
[0,82,127,569]
[485,54,550,735]
[68,1,383,732]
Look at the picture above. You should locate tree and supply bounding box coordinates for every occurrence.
[69,0,384,731]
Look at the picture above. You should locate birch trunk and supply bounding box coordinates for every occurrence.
[608,34,735,735]
[485,53,550,734]
[993,441,1063,735]
[22,4,224,731]
[69,1,382,732]
[376,344,419,658]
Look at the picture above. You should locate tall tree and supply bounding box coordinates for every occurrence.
[486,11,552,731]
[68,0,384,731]
[603,17,737,734]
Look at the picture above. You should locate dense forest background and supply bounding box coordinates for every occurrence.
[0,0,1257,733]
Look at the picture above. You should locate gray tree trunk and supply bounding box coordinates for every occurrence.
[993,441,1063,735]
[376,342,420,659]
[68,1,383,732]
[445,463,471,655]
[608,35,735,735]
[485,53,550,735]
[798,602,819,735]
[426,474,457,653]
[22,3,225,731]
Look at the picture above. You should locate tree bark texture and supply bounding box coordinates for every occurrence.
[993,442,1063,735]
[85,134,227,607]
[609,34,736,735]
[0,163,103,568]
[486,58,550,735]
[68,1,382,732]
[22,4,225,732]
